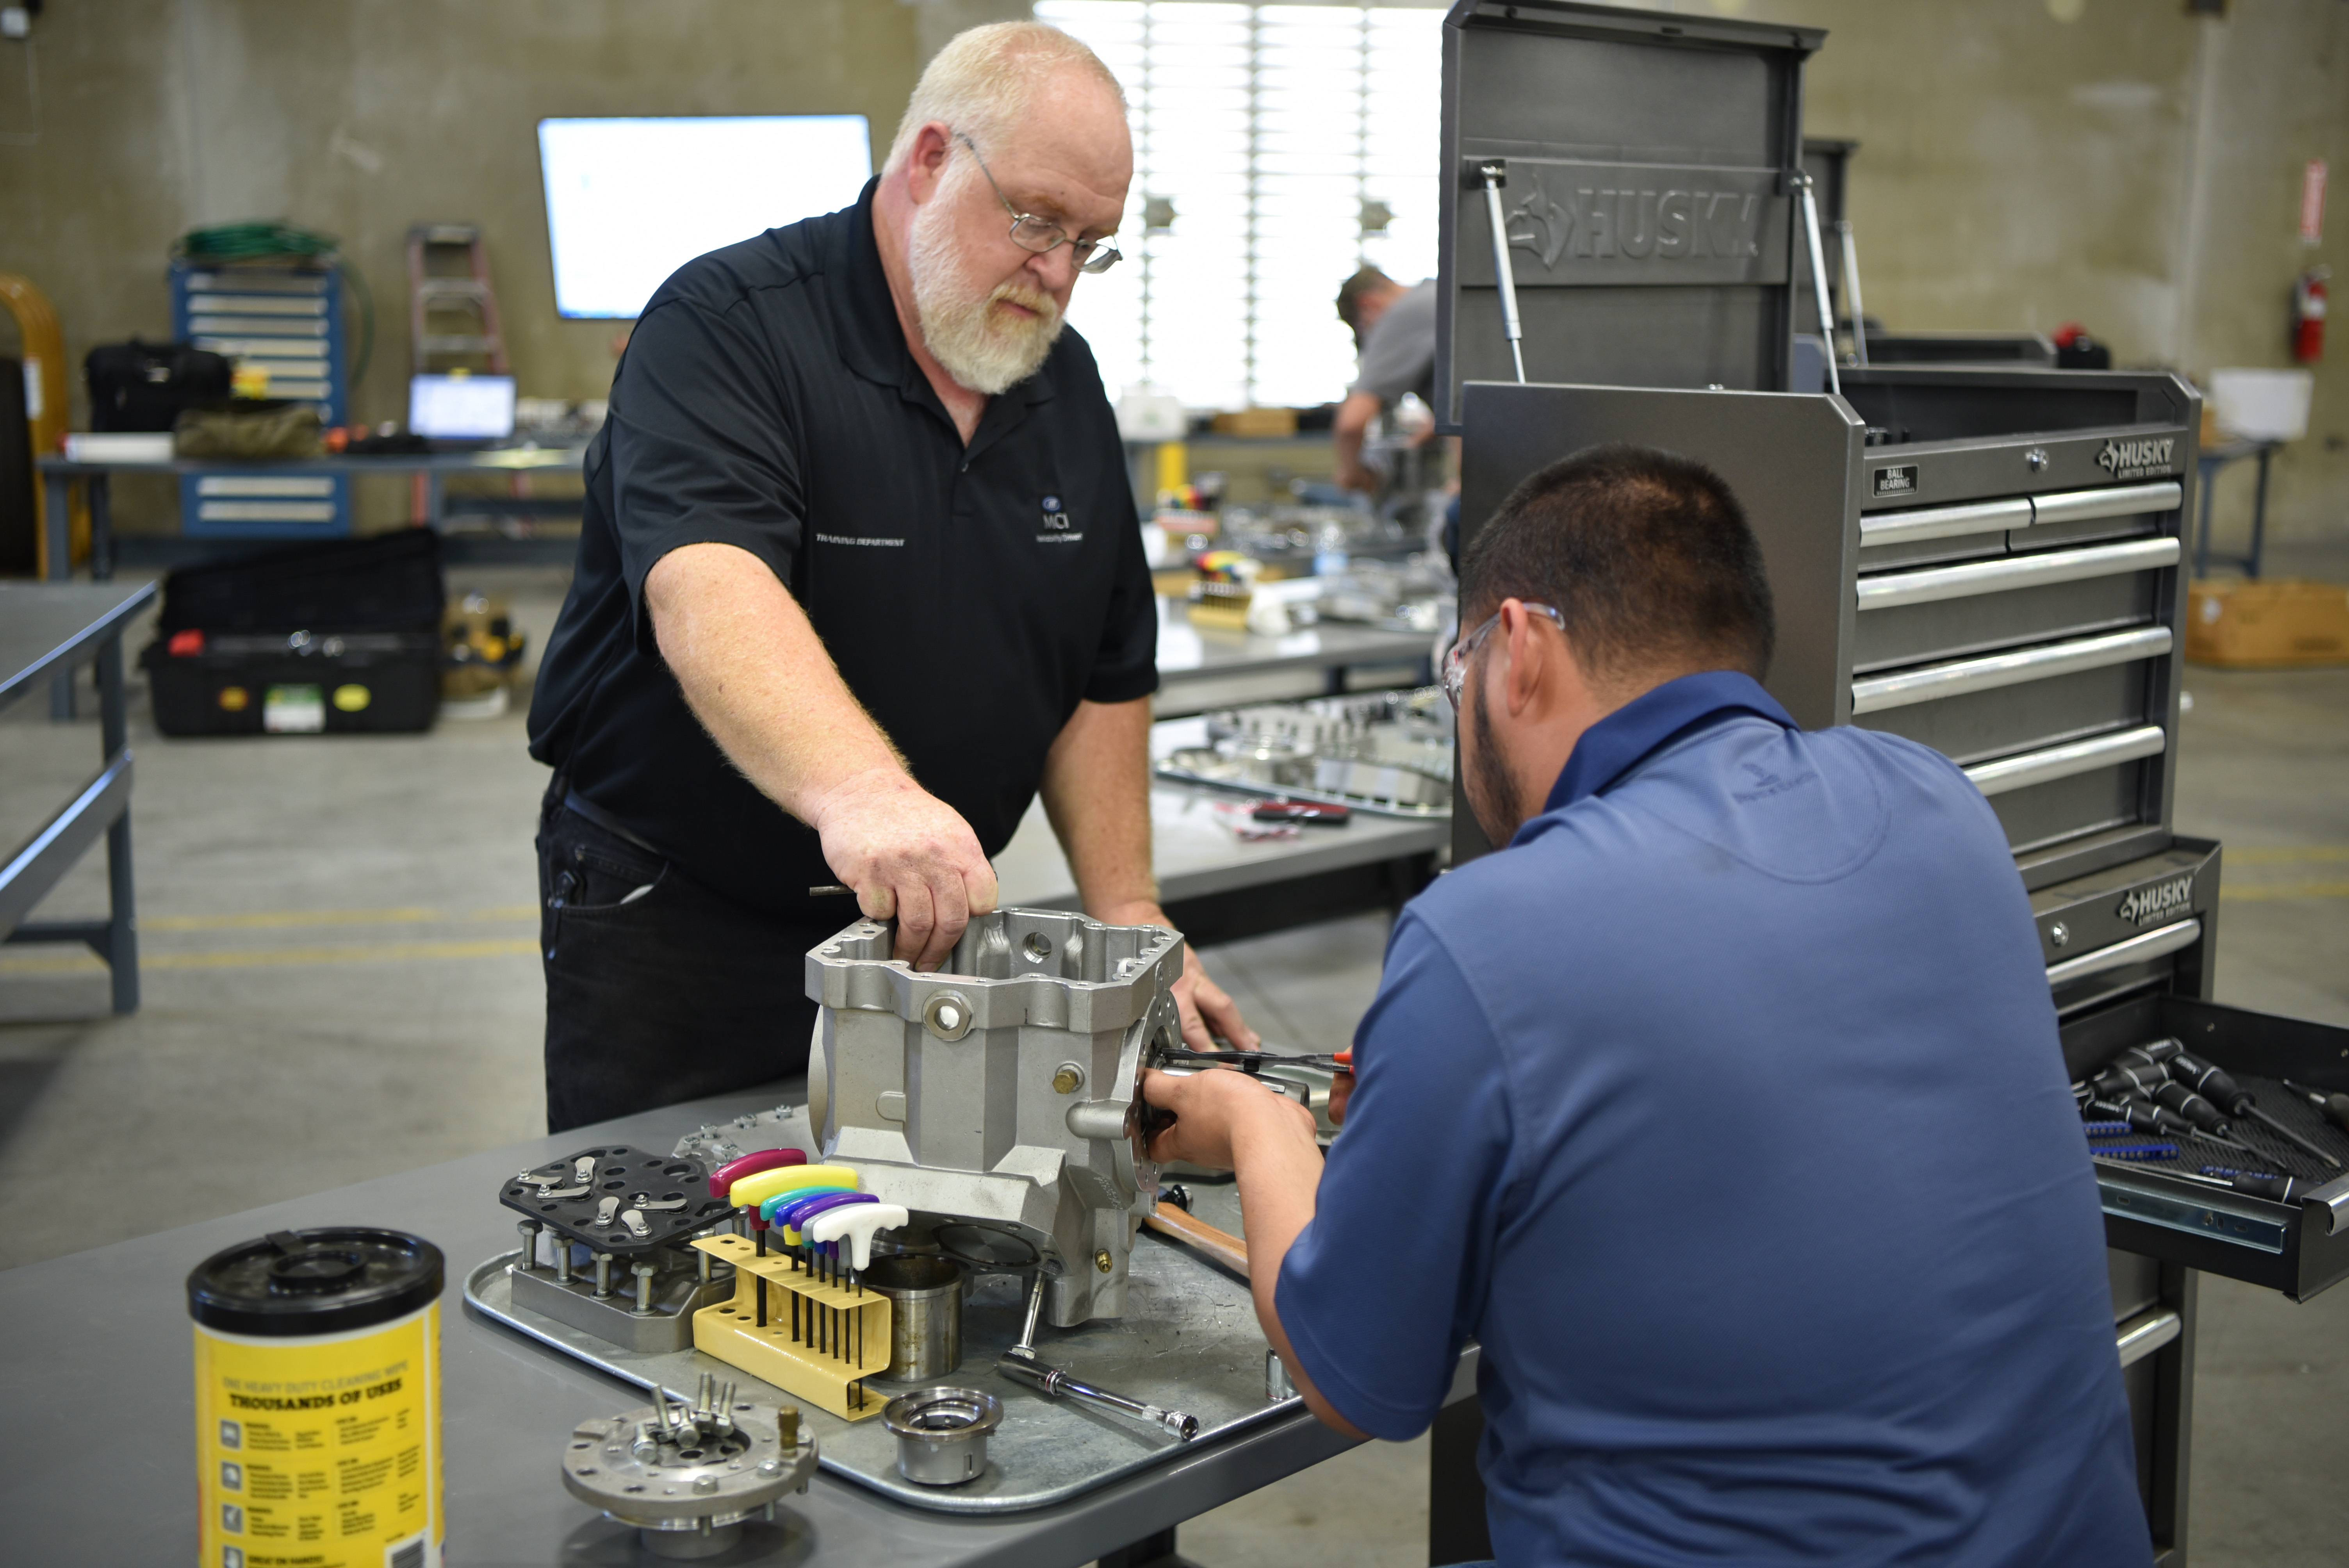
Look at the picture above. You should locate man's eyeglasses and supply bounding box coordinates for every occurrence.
[956,132,1123,274]
[1442,602,1565,707]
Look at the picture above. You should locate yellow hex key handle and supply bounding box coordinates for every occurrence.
[806,1204,912,1272]
[730,1164,861,1211]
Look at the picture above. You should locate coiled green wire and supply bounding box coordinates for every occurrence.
[173,220,376,386]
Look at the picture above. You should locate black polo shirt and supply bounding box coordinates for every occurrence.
[527,179,1158,921]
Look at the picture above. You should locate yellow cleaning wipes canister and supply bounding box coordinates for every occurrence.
[189,1228,445,1568]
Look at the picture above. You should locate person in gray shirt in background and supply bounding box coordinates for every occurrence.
[1330,265,1436,494]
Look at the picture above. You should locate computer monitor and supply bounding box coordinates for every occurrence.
[536,115,874,319]
[409,373,517,441]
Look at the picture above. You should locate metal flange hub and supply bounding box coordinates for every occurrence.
[561,1377,817,1560]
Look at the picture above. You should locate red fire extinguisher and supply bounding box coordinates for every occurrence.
[2293,265,2329,364]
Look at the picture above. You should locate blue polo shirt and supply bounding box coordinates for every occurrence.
[1278,672,2148,1568]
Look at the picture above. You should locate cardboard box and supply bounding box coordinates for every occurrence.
[1210,406,1299,438]
[2186,578,2349,667]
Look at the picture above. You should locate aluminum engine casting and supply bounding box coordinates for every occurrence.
[805,909,1185,1327]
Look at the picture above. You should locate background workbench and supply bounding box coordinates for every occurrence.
[0,579,155,1011]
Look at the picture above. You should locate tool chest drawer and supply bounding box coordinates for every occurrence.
[1980,757,2152,857]
[1857,645,2160,766]
[2064,994,2349,1301]
[1853,539,2176,674]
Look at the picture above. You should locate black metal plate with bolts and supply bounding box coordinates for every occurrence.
[500,1146,733,1255]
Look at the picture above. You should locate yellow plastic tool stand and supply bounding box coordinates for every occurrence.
[729,1163,859,1211]
[689,1234,890,1421]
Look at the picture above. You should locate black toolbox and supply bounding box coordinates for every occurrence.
[141,529,445,736]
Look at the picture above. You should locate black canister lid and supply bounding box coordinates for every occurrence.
[188,1228,444,1337]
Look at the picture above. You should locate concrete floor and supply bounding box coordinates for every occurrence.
[3,559,2346,1565]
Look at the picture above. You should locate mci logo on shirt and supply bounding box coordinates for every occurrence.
[1038,493,1081,544]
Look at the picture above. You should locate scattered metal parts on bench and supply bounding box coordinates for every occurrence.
[995,1352,1200,1441]
[560,1376,816,1559]
[1266,1348,1297,1403]
[884,1387,1003,1486]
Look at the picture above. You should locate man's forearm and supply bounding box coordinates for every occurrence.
[1038,695,1157,919]
[645,541,905,823]
[1332,390,1381,489]
[1234,1103,1365,1436]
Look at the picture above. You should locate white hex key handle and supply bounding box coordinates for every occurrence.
[808,1203,910,1270]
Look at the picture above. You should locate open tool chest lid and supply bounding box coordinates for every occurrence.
[1435,0,1824,424]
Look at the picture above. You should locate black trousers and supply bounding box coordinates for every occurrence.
[536,776,832,1134]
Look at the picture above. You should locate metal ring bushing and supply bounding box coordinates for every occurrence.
[883,1386,1002,1486]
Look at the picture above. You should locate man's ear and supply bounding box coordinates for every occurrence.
[1501,602,1552,719]
[904,123,953,204]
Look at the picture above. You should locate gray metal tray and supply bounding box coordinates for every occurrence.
[464,1229,1299,1513]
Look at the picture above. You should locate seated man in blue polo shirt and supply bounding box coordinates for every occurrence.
[1141,444,2149,1567]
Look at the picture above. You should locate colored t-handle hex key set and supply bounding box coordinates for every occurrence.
[2077,1037,2349,1198]
[500,1146,912,1420]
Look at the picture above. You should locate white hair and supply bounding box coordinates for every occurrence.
[885,21,1126,172]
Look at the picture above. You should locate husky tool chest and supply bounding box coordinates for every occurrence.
[1427,6,2306,1564]
[141,529,444,736]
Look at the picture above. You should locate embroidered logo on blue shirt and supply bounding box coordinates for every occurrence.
[1731,761,1817,804]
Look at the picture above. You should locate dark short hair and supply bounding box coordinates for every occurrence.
[1460,443,1775,687]
[1335,265,1396,335]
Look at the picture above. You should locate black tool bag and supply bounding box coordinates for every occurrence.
[141,529,447,736]
[84,339,233,432]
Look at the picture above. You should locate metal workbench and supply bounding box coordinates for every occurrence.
[0,579,155,1012]
[1152,596,1436,715]
[0,1089,1472,1566]
[36,446,591,579]
[993,716,1451,947]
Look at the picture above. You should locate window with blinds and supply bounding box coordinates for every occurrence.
[1034,1,1443,413]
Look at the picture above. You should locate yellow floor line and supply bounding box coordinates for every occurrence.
[0,937,540,976]
[142,907,442,931]
[2221,881,2349,902]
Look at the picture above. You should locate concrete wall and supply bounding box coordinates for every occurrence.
[1726,0,2347,548]
[2,0,924,414]
[1,0,2342,546]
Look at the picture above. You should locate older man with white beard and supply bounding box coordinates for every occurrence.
[526,23,1256,1133]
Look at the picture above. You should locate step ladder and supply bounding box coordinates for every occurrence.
[406,224,512,522]
[408,224,510,376]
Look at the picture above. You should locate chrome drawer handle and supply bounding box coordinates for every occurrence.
[2114,1307,2181,1368]
[2045,917,2199,987]
[1859,479,2182,549]
[1962,725,2167,798]
[1852,625,2172,715]
[1858,538,2181,612]
[1860,497,2031,547]
[2031,479,2183,527]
